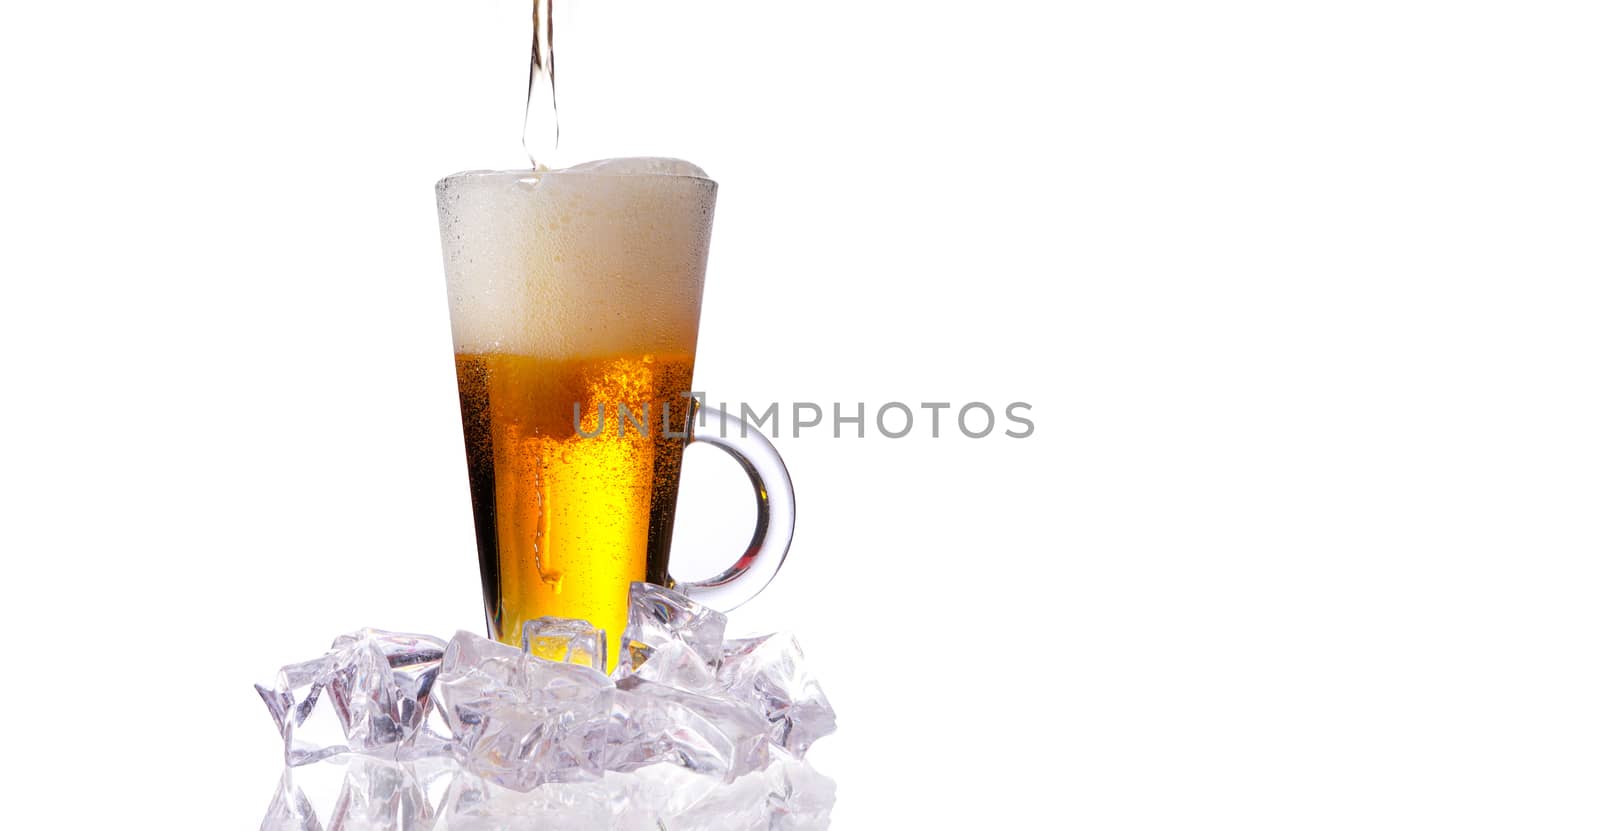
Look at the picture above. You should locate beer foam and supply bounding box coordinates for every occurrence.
[436,158,716,359]
[560,157,709,178]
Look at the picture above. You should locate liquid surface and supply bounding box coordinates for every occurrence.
[455,351,695,670]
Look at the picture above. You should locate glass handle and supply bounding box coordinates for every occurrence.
[674,406,797,611]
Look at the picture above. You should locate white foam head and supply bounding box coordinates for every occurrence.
[560,157,709,178]
[436,158,717,358]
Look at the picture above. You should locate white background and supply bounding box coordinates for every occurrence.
[2,0,1598,827]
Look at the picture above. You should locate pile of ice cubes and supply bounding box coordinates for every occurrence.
[256,582,836,823]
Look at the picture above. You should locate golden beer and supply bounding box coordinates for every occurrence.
[454,351,695,669]
[438,161,718,669]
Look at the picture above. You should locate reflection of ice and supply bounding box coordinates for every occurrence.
[260,753,835,830]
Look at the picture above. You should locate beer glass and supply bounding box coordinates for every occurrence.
[435,163,794,669]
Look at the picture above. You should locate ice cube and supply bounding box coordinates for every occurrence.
[617,638,718,693]
[432,630,615,791]
[255,629,447,767]
[257,655,350,767]
[718,634,837,757]
[327,630,447,755]
[520,616,606,670]
[607,675,769,781]
[621,582,727,674]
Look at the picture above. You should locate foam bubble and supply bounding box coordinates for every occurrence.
[437,159,717,359]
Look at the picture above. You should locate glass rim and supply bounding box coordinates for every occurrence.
[437,167,717,189]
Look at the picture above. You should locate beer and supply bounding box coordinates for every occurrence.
[438,163,716,669]
[454,351,695,668]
